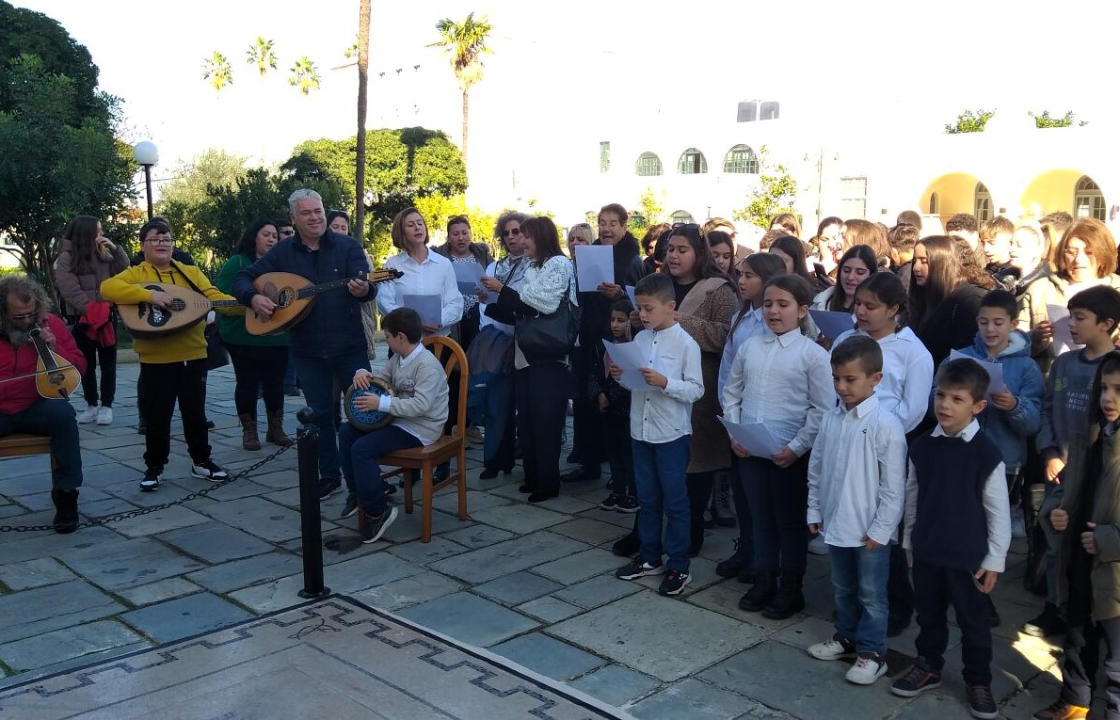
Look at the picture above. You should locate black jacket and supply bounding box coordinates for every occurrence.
[576,233,645,355]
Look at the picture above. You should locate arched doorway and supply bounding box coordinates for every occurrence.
[919,173,990,224]
[1020,169,1107,220]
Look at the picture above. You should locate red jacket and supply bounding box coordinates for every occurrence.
[0,314,86,414]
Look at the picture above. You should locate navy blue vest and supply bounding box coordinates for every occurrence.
[909,429,1003,570]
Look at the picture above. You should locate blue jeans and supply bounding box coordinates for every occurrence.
[338,423,420,517]
[476,371,514,471]
[829,544,891,655]
[292,350,370,481]
[0,398,83,490]
[633,435,691,572]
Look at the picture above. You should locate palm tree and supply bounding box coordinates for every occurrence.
[354,1,370,240]
[288,56,321,95]
[246,37,277,77]
[430,12,492,170]
[202,51,233,92]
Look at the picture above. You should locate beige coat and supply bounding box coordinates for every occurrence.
[1019,273,1120,375]
[678,278,738,474]
[53,238,130,316]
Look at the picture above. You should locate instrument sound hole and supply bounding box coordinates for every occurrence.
[277,288,296,308]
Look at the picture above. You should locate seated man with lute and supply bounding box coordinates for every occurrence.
[0,275,86,533]
[101,219,240,492]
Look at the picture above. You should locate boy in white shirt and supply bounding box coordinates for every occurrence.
[612,273,704,596]
[806,335,907,685]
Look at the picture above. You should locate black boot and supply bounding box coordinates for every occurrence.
[612,531,640,557]
[716,539,749,578]
[51,489,79,534]
[738,572,776,612]
[762,574,805,619]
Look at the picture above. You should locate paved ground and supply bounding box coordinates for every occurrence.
[0,359,1083,718]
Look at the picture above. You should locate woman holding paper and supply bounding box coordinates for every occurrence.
[377,208,463,336]
[435,215,492,352]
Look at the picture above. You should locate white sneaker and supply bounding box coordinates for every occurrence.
[808,534,829,555]
[1010,508,1027,539]
[465,426,484,446]
[845,654,888,685]
[808,637,856,661]
[76,404,98,424]
[96,406,113,425]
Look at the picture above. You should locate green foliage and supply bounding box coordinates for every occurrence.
[1031,110,1087,128]
[202,51,233,92]
[432,13,493,90]
[628,187,665,236]
[246,37,276,77]
[732,146,798,230]
[288,56,320,95]
[944,109,994,134]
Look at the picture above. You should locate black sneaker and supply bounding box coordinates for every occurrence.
[658,570,691,596]
[139,472,161,491]
[615,495,639,513]
[191,460,229,482]
[361,505,398,544]
[615,558,665,580]
[1022,603,1066,638]
[318,477,342,500]
[966,684,998,719]
[340,493,359,519]
[890,659,942,697]
[599,492,621,511]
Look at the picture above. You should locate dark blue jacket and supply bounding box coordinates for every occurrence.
[232,231,375,358]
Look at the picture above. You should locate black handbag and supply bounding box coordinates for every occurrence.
[517,295,580,365]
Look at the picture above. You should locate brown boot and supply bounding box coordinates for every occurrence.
[266,411,293,447]
[239,413,261,450]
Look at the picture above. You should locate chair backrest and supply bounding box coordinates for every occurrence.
[421,335,468,439]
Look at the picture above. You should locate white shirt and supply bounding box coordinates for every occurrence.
[718,307,764,401]
[721,328,833,457]
[832,326,934,434]
[377,249,464,336]
[902,419,1011,572]
[628,323,705,444]
[806,396,907,547]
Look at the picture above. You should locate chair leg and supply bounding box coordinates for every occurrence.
[457,449,468,520]
[421,463,434,543]
[402,469,414,513]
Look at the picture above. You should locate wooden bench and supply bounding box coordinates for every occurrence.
[0,433,56,470]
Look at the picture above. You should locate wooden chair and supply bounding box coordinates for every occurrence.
[0,433,56,470]
[360,335,469,543]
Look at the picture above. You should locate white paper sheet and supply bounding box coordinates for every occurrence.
[809,309,855,341]
[402,294,442,327]
[603,339,648,392]
[718,416,784,458]
[453,262,484,296]
[948,349,1008,396]
[625,285,638,310]
[1046,304,1080,355]
[575,245,615,292]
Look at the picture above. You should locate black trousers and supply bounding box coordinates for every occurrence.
[141,359,211,473]
[731,456,755,567]
[227,343,288,416]
[742,454,809,576]
[1061,614,1120,713]
[912,559,992,685]
[74,330,117,407]
[569,344,603,473]
[514,361,568,496]
[888,540,915,625]
[687,471,715,550]
[604,413,634,495]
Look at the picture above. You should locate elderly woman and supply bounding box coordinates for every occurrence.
[482,216,578,502]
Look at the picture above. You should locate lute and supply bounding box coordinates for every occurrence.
[117,284,243,339]
[246,268,402,336]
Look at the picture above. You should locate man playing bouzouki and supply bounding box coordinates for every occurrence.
[233,189,377,501]
[101,220,239,492]
[0,275,87,532]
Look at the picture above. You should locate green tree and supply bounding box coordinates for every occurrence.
[157,148,248,248]
[430,12,492,170]
[288,56,320,95]
[246,37,276,77]
[944,109,994,134]
[1031,110,1087,128]
[0,4,135,289]
[732,146,798,230]
[202,51,233,91]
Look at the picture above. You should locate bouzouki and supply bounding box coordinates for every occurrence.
[117,284,243,339]
[246,269,402,336]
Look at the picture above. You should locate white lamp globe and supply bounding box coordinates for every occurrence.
[133,141,159,166]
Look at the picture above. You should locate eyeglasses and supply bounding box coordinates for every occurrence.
[503,227,522,237]
[145,237,174,245]
[9,312,36,322]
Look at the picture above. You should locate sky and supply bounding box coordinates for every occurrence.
[12,0,1120,214]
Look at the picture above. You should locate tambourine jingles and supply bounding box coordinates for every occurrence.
[343,378,394,431]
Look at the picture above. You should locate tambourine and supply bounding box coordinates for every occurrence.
[343,377,394,431]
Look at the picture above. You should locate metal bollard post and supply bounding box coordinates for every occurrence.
[296,407,330,599]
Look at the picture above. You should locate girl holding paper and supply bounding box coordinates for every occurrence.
[377,208,463,337]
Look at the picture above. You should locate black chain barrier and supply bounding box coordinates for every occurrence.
[0,442,294,534]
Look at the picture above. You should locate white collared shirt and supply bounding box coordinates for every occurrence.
[377,249,464,335]
[721,327,834,457]
[902,419,1011,572]
[807,396,907,547]
[718,307,764,401]
[628,323,705,444]
[833,326,934,434]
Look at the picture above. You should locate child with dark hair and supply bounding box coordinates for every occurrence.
[892,359,1010,720]
[593,299,637,513]
[337,307,449,543]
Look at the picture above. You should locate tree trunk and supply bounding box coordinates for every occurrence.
[354,0,371,244]
[461,88,469,176]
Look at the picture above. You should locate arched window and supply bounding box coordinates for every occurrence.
[670,210,694,224]
[1075,175,1106,220]
[635,152,663,177]
[974,182,993,222]
[929,192,940,215]
[723,145,759,174]
[678,148,707,174]
[760,101,780,120]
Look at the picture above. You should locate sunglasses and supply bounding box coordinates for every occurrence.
[503,227,522,237]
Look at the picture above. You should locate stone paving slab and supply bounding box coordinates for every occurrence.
[120,592,254,644]
[157,520,274,564]
[629,678,785,720]
[468,503,571,534]
[188,496,307,542]
[350,570,465,611]
[430,530,588,584]
[59,537,206,591]
[0,558,76,591]
[492,632,606,680]
[186,551,304,593]
[569,664,661,709]
[0,580,124,644]
[535,548,624,585]
[105,505,212,538]
[398,591,540,647]
[473,570,564,606]
[116,577,204,607]
[0,620,145,673]
[516,596,585,624]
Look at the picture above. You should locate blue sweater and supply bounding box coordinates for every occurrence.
[232,231,375,359]
[953,331,1043,474]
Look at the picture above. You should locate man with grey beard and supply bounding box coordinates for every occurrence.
[0,275,86,532]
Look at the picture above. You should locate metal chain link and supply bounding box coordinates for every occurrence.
[0,442,294,533]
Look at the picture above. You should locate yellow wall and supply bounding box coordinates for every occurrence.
[1020,169,1086,218]
[919,173,984,224]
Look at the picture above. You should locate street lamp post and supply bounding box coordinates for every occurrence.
[133,141,159,220]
